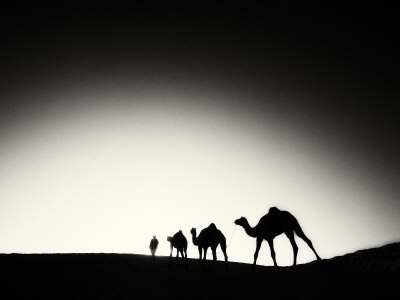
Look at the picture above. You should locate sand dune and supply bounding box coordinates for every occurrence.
[1,242,398,299]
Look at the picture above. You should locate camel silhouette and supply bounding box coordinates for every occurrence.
[190,223,228,270]
[235,207,321,268]
[167,230,188,269]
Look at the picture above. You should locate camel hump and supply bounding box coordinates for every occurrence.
[174,230,184,238]
[208,223,217,230]
[269,207,280,214]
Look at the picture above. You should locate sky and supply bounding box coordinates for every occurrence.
[0,3,399,266]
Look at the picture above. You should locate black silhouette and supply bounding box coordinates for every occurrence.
[149,235,159,258]
[1,242,398,299]
[190,223,228,270]
[235,207,321,268]
[167,230,188,269]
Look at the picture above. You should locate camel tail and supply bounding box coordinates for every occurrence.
[292,215,306,237]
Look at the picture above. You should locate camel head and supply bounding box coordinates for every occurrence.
[167,236,172,242]
[234,217,248,227]
[190,228,196,235]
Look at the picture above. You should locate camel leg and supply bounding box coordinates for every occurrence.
[202,247,210,270]
[285,230,298,266]
[178,249,184,268]
[169,245,173,267]
[176,249,180,267]
[219,235,228,265]
[294,227,321,261]
[212,247,217,263]
[198,246,204,269]
[221,246,228,271]
[252,237,262,270]
[203,247,208,262]
[184,248,188,270]
[179,249,184,263]
[267,239,278,267]
[209,247,217,272]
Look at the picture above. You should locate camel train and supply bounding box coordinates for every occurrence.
[164,207,321,270]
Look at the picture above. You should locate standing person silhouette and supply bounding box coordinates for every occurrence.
[149,235,159,258]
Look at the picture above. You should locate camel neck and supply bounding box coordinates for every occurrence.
[243,222,258,238]
[191,233,199,246]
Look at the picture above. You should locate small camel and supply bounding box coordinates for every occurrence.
[235,207,321,268]
[167,230,188,269]
[190,223,228,270]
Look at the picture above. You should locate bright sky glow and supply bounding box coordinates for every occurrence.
[0,86,399,266]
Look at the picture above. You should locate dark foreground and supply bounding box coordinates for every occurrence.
[1,243,399,299]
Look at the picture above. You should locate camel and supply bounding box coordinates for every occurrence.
[167,230,188,269]
[190,223,228,270]
[234,207,321,268]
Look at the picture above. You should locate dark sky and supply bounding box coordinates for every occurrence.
[1,3,399,194]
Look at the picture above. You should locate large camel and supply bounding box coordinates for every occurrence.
[190,223,228,270]
[167,230,188,269]
[234,207,321,268]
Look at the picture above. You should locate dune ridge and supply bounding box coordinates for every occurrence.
[1,242,398,299]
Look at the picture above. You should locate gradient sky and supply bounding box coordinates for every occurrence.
[0,4,399,265]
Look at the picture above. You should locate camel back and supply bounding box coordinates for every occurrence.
[172,230,187,248]
[257,208,301,238]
